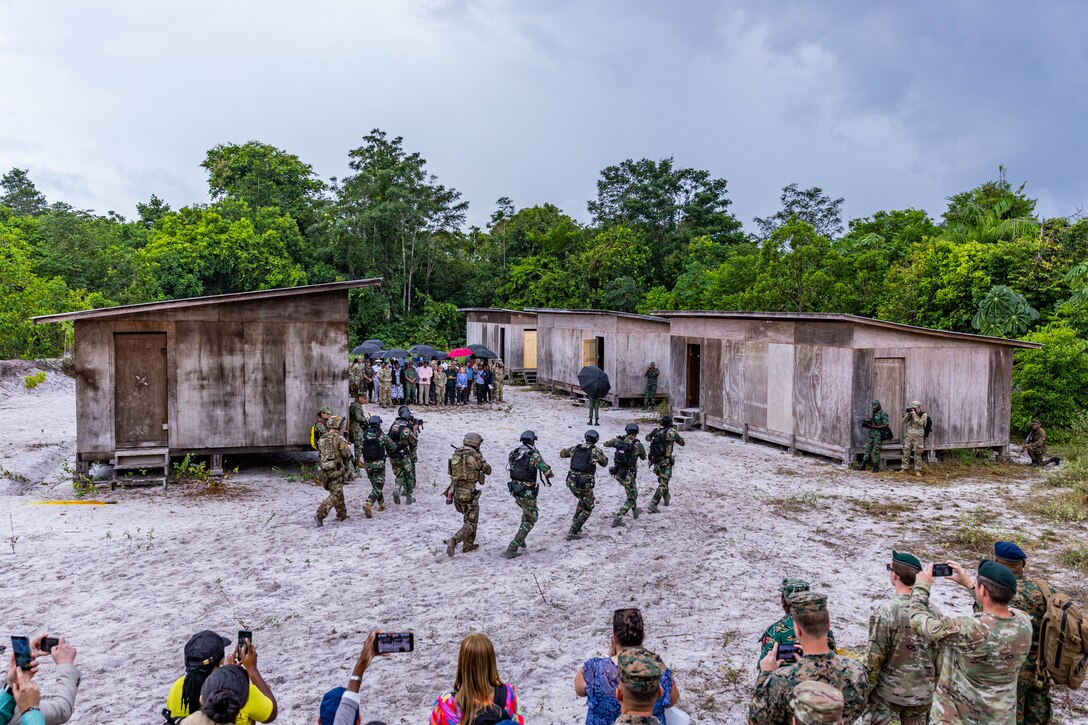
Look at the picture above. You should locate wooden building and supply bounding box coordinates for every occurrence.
[34,279,381,478]
[460,308,539,375]
[657,311,1038,463]
[527,309,671,405]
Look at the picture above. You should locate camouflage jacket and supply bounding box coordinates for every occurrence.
[348,401,368,432]
[378,368,392,384]
[644,366,659,383]
[759,615,837,661]
[973,575,1048,682]
[749,652,869,725]
[909,581,1032,724]
[902,410,928,438]
[645,427,685,461]
[865,593,941,707]
[318,431,352,475]
[389,420,419,462]
[559,443,608,480]
[448,447,491,498]
[314,418,329,440]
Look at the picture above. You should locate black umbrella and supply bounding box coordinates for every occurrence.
[364,339,384,348]
[578,365,611,399]
[432,351,448,360]
[409,344,438,356]
[472,347,498,360]
[352,342,381,355]
[467,343,489,352]
[384,348,409,359]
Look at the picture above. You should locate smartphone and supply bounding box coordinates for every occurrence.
[238,630,252,653]
[777,642,801,661]
[374,632,414,654]
[40,636,59,653]
[11,636,32,671]
[933,563,954,577]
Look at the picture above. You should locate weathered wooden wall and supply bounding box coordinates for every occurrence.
[464,311,537,371]
[74,291,349,460]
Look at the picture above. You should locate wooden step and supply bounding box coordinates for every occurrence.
[114,447,169,471]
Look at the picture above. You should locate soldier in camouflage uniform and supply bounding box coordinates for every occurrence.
[403,361,418,404]
[588,396,603,426]
[909,559,1033,724]
[604,423,647,528]
[645,415,685,513]
[358,415,394,518]
[314,416,353,526]
[992,542,1052,725]
[860,399,889,472]
[643,362,659,409]
[445,432,491,557]
[361,360,375,403]
[559,429,608,540]
[615,646,668,725]
[313,406,332,443]
[348,358,362,397]
[432,364,447,407]
[900,400,928,476]
[502,430,554,559]
[377,363,392,407]
[790,680,844,724]
[1022,419,1060,468]
[492,358,505,403]
[750,591,868,725]
[864,550,940,725]
[759,578,837,661]
[388,406,419,504]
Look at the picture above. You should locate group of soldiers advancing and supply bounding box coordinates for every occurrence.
[442,414,685,558]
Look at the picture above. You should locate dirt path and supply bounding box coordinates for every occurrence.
[1,375,1084,723]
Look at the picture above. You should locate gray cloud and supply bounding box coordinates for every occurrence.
[0,0,1084,231]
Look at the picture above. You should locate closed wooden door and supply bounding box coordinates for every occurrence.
[523,330,537,369]
[872,358,905,442]
[114,333,168,447]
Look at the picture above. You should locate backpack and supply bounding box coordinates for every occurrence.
[880,426,894,442]
[470,685,514,725]
[1033,579,1088,689]
[449,447,477,481]
[360,427,386,462]
[648,428,668,463]
[570,444,595,474]
[310,424,319,450]
[509,446,537,482]
[924,415,933,439]
[389,422,410,459]
[614,439,638,470]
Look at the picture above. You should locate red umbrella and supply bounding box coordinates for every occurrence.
[448,347,474,357]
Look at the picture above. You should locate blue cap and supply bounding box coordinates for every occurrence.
[995,541,1027,562]
[320,687,348,725]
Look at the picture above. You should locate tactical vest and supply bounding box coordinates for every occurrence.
[613,438,639,469]
[389,421,410,459]
[570,444,595,474]
[509,445,537,482]
[360,427,386,462]
[648,428,669,463]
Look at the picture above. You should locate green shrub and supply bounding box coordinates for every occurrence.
[1011,323,1088,440]
[23,371,46,389]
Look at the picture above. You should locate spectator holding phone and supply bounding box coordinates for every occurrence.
[165,630,277,725]
[2,668,43,725]
[3,634,80,725]
[180,665,249,725]
[319,631,390,725]
[430,633,524,725]
[574,608,679,724]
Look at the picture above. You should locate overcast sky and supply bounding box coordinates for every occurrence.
[2,1,1085,232]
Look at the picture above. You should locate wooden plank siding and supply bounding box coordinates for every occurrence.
[463,311,538,371]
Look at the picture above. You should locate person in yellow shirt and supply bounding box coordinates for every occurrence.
[164,630,278,725]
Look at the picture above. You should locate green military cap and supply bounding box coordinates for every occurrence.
[617,647,665,694]
[790,680,844,724]
[892,549,922,570]
[978,559,1018,593]
[871,399,881,408]
[787,591,828,616]
[780,578,811,598]
[318,406,331,415]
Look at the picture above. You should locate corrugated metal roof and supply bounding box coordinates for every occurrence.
[33,279,382,324]
[525,308,669,323]
[654,310,1041,348]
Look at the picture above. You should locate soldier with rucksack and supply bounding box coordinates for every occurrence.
[604,423,647,528]
[645,415,684,514]
[502,430,554,559]
[314,416,354,527]
[359,416,394,519]
[388,406,419,505]
[444,433,492,557]
[559,429,608,540]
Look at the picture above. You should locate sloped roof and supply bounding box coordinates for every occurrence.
[457,308,537,315]
[33,279,382,324]
[525,308,669,323]
[654,310,1040,349]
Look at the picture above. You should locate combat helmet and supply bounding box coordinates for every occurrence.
[368,415,383,426]
[328,415,345,430]
[625,422,639,435]
[661,415,673,428]
[520,430,537,445]
[584,429,600,444]
[398,405,412,419]
[463,432,483,449]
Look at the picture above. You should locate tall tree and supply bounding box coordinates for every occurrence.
[753,183,844,240]
[1,168,47,216]
[943,165,1037,228]
[202,142,326,227]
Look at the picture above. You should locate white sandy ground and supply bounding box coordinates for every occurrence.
[1,363,1086,724]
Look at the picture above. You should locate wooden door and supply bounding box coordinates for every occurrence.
[873,357,905,442]
[582,339,598,367]
[686,343,701,408]
[523,330,537,369]
[114,333,168,447]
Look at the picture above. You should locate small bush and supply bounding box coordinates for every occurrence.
[1061,543,1088,572]
[1011,323,1088,441]
[23,371,46,389]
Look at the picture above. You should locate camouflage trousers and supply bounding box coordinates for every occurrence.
[316,476,347,522]
[901,433,925,472]
[364,462,386,504]
[863,430,884,468]
[644,381,657,407]
[567,475,595,533]
[405,383,417,403]
[494,380,504,403]
[1017,674,1051,725]
[451,493,480,546]
[509,492,539,549]
[651,461,673,505]
[588,398,602,424]
[379,384,391,406]
[614,471,639,518]
[1025,443,1047,465]
[864,697,930,725]
[392,457,416,498]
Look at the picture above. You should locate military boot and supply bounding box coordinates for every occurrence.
[446,537,457,557]
[314,514,323,528]
[662,493,670,506]
[857,462,868,471]
[406,493,415,505]
[566,528,584,541]
[364,502,373,518]
[502,546,520,559]
[378,503,386,512]
[647,502,660,514]
[462,543,480,553]
[393,489,401,505]
[633,506,641,519]
[611,515,625,528]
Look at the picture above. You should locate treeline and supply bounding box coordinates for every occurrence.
[2,133,1087,435]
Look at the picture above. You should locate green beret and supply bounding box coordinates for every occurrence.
[788,591,828,616]
[617,646,665,694]
[780,578,811,598]
[892,550,922,571]
[978,560,1018,593]
[790,680,845,724]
